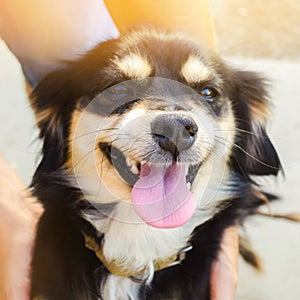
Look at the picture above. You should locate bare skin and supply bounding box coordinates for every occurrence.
[0,155,43,300]
[211,227,239,300]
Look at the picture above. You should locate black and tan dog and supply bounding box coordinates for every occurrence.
[30,28,281,300]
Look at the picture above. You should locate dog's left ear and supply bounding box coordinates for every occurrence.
[230,70,282,177]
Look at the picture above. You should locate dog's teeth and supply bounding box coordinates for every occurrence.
[130,165,139,175]
[186,182,191,190]
[126,157,140,174]
[126,157,135,168]
[185,166,189,175]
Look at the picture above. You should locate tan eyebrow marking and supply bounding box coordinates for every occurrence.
[181,55,212,83]
[113,54,152,79]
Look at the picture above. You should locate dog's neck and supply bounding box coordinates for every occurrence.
[83,232,193,283]
[82,199,222,300]
[83,201,201,277]
[81,170,236,281]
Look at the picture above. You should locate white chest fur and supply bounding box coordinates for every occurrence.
[102,275,140,300]
[84,201,198,275]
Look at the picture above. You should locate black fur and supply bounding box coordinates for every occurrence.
[30,30,281,300]
[229,70,281,177]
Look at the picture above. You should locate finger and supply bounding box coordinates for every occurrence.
[0,154,43,225]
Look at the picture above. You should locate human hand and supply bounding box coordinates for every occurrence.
[210,226,239,300]
[0,154,43,300]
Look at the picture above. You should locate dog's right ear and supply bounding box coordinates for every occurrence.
[30,66,81,172]
[30,65,91,138]
[30,39,119,173]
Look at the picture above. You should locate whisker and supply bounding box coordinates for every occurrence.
[233,117,252,125]
[69,127,119,143]
[215,136,281,171]
[71,145,98,169]
[214,127,258,137]
[214,127,286,144]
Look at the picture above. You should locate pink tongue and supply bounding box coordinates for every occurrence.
[131,163,196,228]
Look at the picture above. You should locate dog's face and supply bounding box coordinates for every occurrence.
[31,29,281,230]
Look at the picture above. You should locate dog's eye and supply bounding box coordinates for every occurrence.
[199,87,219,102]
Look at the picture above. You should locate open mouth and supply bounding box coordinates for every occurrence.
[99,142,201,229]
[99,142,200,188]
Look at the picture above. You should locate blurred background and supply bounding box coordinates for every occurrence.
[211,0,300,60]
[209,2,300,299]
[0,1,299,299]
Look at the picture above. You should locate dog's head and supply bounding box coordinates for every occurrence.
[31,29,281,229]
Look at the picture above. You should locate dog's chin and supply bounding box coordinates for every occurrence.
[99,142,202,229]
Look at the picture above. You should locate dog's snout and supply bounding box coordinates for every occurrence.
[151,114,198,156]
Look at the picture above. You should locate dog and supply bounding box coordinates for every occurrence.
[29,28,281,300]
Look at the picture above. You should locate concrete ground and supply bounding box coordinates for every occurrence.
[1,40,300,300]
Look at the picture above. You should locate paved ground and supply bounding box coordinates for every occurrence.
[1,7,300,297]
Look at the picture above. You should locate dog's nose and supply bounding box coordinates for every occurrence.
[151,114,198,156]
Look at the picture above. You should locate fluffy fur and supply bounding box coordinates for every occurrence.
[29,29,281,300]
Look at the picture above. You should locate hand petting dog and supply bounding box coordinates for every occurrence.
[0,155,43,300]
